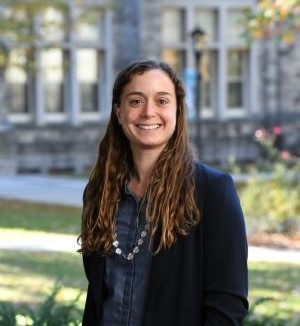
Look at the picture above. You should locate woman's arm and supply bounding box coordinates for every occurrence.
[203,172,248,325]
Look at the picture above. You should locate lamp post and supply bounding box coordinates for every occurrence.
[190,27,205,154]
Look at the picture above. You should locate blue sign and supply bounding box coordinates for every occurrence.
[183,68,197,121]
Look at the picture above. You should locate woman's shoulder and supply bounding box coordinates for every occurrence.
[195,162,232,186]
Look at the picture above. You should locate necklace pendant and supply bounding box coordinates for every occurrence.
[115,248,122,255]
[133,246,139,254]
[127,253,134,260]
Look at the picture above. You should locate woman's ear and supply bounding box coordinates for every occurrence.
[114,104,122,124]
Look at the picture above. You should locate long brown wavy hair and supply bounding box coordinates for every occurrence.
[78,60,201,254]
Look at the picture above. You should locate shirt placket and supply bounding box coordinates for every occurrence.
[120,193,143,325]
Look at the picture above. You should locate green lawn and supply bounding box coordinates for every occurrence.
[0,199,299,324]
[0,250,86,306]
[0,199,81,234]
[248,262,300,324]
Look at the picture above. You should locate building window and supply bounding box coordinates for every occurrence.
[40,7,65,42]
[200,51,216,110]
[162,8,186,74]
[227,50,245,109]
[195,9,218,42]
[5,49,28,114]
[162,8,185,44]
[75,8,104,43]
[41,49,64,113]
[161,49,186,74]
[77,49,100,113]
[226,9,247,45]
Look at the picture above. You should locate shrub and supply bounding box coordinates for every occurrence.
[244,297,286,326]
[0,284,83,326]
[240,127,300,236]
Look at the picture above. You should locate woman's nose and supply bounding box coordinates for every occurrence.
[141,101,155,117]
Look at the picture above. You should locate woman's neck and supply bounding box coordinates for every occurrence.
[128,148,161,200]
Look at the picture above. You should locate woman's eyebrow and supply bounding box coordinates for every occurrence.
[125,91,173,98]
[156,92,172,96]
[126,91,145,97]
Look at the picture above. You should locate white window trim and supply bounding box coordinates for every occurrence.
[8,114,32,124]
[44,113,68,123]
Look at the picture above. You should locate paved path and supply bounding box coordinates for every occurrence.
[0,174,300,264]
[0,233,299,264]
[0,174,86,207]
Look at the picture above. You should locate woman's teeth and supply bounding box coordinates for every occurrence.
[137,124,160,130]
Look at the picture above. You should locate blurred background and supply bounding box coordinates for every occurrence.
[0,0,299,325]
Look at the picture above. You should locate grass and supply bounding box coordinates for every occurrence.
[248,262,300,324]
[0,250,86,306]
[0,199,299,323]
[0,199,81,234]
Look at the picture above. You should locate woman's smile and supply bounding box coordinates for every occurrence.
[115,69,177,153]
[136,124,162,130]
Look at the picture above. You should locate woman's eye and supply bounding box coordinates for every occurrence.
[158,99,168,105]
[129,99,143,106]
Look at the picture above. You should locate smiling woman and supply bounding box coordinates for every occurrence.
[114,69,177,154]
[78,60,248,326]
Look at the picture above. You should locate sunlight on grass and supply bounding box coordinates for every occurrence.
[0,199,81,234]
[0,250,86,307]
[248,262,300,323]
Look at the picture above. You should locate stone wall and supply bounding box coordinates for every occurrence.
[14,125,105,174]
[140,0,162,61]
[113,0,142,71]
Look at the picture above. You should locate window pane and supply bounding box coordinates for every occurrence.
[195,9,218,42]
[41,49,64,113]
[161,49,185,74]
[228,51,242,76]
[5,49,28,113]
[77,49,99,112]
[200,51,215,109]
[162,9,185,43]
[228,83,242,108]
[226,9,247,44]
[40,7,65,42]
[76,8,104,43]
[227,50,244,109]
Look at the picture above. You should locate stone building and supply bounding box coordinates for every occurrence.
[1,0,299,174]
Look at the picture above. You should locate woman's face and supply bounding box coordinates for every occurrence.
[115,69,177,154]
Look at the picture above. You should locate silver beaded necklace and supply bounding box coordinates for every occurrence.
[112,224,149,260]
[112,187,149,261]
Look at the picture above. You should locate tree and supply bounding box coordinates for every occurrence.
[244,0,300,43]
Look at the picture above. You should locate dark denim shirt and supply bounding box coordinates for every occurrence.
[101,184,152,326]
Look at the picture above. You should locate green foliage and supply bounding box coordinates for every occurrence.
[0,1,67,42]
[243,0,300,44]
[241,128,300,235]
[247,262,300,325]
[0,284,82,326]
[245,296,300,325]
[0,0,107,69]
[245,297,284,326]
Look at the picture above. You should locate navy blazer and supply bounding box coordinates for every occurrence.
[82,163,249,325]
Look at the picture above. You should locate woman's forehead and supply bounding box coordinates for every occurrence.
[122,69,175,95]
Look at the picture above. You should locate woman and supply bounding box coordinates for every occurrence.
[78,60,248,326]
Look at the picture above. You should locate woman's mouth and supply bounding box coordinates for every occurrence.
[136,124,161,130]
